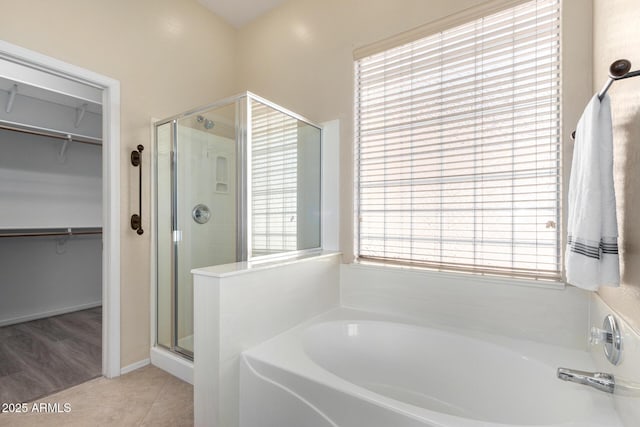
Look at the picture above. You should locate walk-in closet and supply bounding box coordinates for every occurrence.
[0,70,103,403]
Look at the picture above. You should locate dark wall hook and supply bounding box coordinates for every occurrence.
[131,144,144,235]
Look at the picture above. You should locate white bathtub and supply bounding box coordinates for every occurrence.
[240,308,622,427]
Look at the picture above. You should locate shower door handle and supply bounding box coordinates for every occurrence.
[131,144,144,235]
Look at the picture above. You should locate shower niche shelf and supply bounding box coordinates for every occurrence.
[215,155,228,193]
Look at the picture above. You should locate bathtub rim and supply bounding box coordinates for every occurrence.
[241,307,622,427]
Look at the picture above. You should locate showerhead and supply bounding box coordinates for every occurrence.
[196,115,215,129]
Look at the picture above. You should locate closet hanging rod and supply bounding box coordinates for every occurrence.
[0,123,102,146]
[0,228,102,238]
[571,59,640,140]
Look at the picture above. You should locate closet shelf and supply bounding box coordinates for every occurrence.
[0,227,102,238]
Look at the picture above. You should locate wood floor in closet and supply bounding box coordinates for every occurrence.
[0,307,101,404]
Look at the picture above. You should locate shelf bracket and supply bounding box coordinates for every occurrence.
[75,103,87,128]
[55,229,72,254]
[58,134,72,162]
[5,84,17,113]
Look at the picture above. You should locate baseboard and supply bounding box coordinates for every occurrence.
[120,358,151,375]
[0,301,102,327]
[150,346,194,385]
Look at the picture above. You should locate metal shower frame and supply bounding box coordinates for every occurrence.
[153,91,323,358]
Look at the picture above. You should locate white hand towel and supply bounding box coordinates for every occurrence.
[565,94,620,290]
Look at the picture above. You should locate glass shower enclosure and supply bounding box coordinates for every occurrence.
[154,92,322,358]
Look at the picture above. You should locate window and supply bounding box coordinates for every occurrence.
[251,101,298,255]
[355,0,561,279]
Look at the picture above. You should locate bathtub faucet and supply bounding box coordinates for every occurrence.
[557,368,615,394]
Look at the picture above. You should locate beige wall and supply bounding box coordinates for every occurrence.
[237,0,481,261]
[237,0,593,266]
[0,0,238,367]
[1,0,633,369]
[594,0,640,332]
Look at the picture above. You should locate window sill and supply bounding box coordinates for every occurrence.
[349,259,566,291]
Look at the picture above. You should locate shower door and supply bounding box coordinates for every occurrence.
[155,92,321,360]
[156,102,239,358]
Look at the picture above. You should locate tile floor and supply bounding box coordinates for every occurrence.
[0,365,193,427]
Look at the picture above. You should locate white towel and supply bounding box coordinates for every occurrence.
[565,93,620,291]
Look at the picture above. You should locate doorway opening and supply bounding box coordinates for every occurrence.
[0,40,121,403]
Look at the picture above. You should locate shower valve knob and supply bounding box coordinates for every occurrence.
[590,327,611,345]
[590,315,623,366]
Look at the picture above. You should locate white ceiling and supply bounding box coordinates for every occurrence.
[198,0,288,28]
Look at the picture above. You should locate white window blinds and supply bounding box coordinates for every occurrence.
[355,0,561,279]
[251,101,298,255]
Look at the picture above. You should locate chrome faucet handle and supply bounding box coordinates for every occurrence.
[589,326,612,345]
[589,315,622,365]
